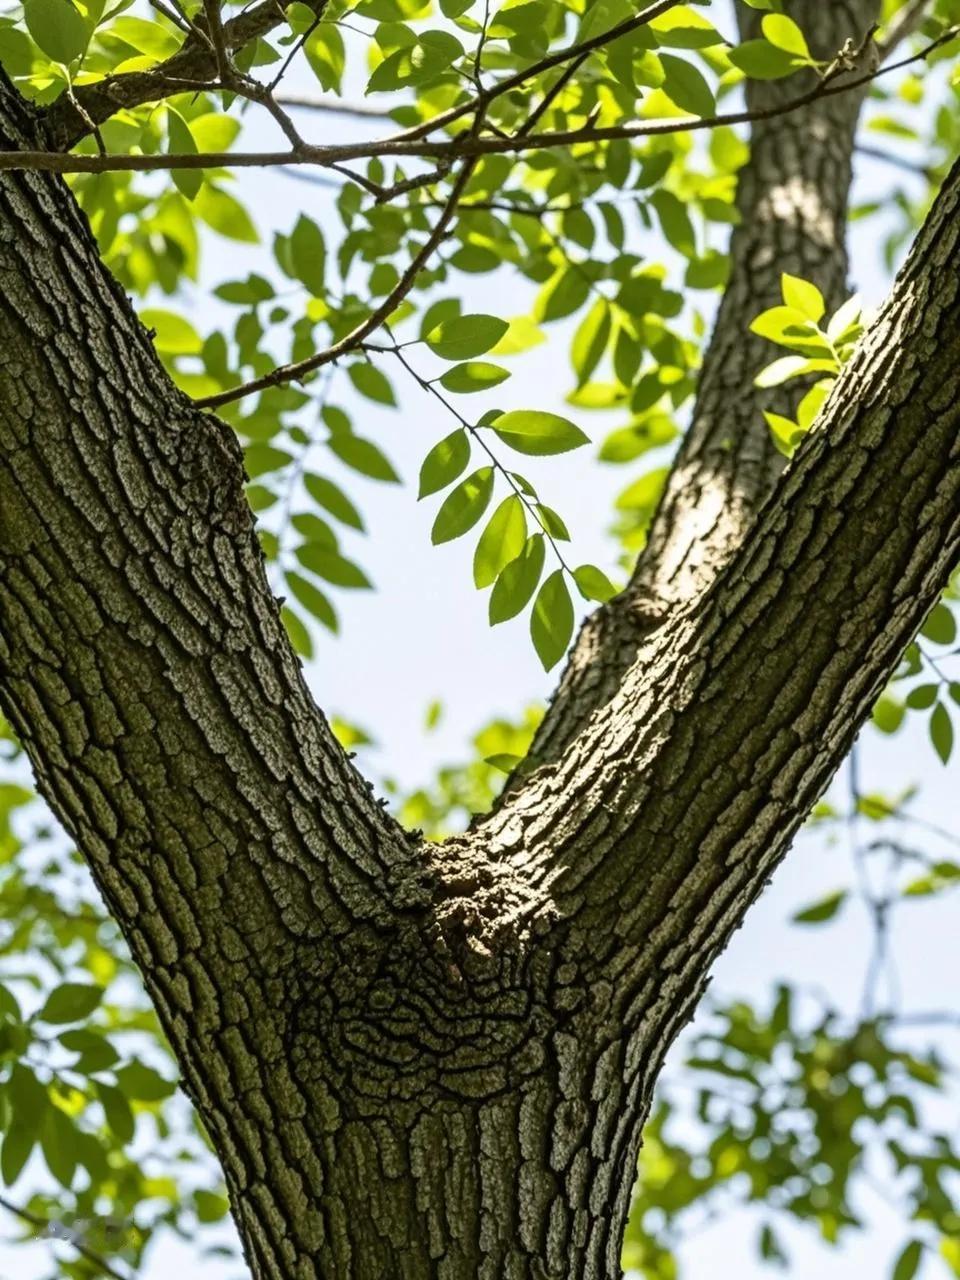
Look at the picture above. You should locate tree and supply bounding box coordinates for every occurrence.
[0,0,960,1277]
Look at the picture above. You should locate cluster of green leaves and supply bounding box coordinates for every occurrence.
[750,273,867,456]
[872,575,960,767]
[331,700,545,836]
[625,994,960,1280]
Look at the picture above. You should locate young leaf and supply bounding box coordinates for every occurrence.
[530,571,575,671]
[431,467,494,544]
[426,315,509,361]
[289,214,327,296]
[304,474,364,530]
[658,52,716,117]
[286,571,339,633]
[473,496,527,589]
[492,411,589,456]
[761,13,811,59]
[438,362,510,394]
[489,535,546,625]
[418,429,470,498]
[781,273,825,323]
[573,565,619,603]
[792,890,847,925]
[328,434,400,483]
[37,983,103,1025]
[930,702,954,764]
[729,40,800,79]
[24,0,87,64]
[296,545,372,589]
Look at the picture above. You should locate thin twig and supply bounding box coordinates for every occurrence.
[195,159,478,409]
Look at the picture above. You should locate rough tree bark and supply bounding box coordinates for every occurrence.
[1,4,959,1279]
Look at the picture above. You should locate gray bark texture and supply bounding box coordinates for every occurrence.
[2,2,960,1277]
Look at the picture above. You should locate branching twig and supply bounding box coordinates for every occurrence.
[195,159,478,409]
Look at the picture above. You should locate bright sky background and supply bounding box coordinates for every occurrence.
[4,2,960,1276]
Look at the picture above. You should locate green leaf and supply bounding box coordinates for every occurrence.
[921,601,957,646]
[305,23,345,93]
[473,496,527,589]
[167,108,201,201]
[418,429,470,498]
[426,314,509,361]
[303,474,364,530]
[781,273,825,323]
[40,1105,77,1187]
[492,411,589,456]
[37,982,103,1024]
[140,309,202,356]
[438,362,510,394]
[196,186,259,243]
[348,361,396,407]
[329,434,400,483]
[792,890,847,925]
[114,1059,177,1101]
[489,534,545,624]
[530,571,574,671]
[729,39,800,79]
[1,1119,35,1186]
[431,467,494,544]
[195,1189,231,1223]
[571,299,612,387]
[573,564,618,603]
[931,702,954,764]
[24,0,87,64]
[893,1240,923,1280]
[282,605,313,657]
[658,52,716,117]
[296,544,372,589]
[484,753,522,773]
[761,13,811,59]
[286,571,339,633]
[289,214,326,296]
[96,1081,135,1144]
[872,694,905,735]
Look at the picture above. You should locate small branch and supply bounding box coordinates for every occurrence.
[195,159,477,409]
[0,1193,132,1280]
[16,29,954,181]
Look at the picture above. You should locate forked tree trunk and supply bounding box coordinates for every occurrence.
[2,5,960,1277]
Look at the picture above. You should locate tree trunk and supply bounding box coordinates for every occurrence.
[2,13,960,1279]
[528,0,882,767]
